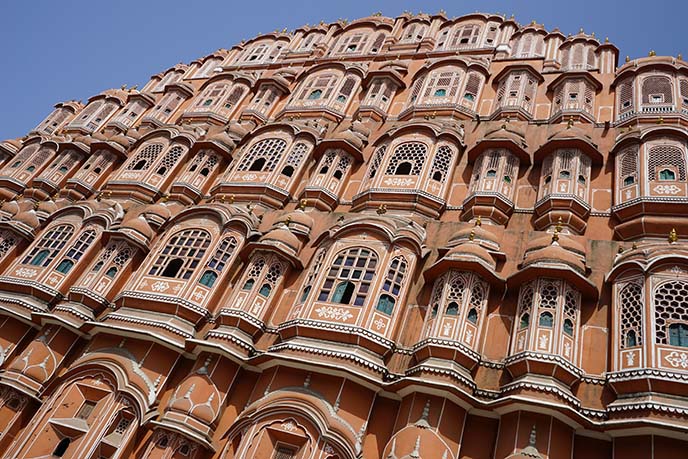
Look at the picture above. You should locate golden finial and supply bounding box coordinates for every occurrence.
[605,37,609,43]
[531,20,536,25]
[649,50,656,57]
[632,242,638,250]
[476,216,482,227]
[284,216,292,225]
[439,9,446,15]
[555,217,563,233]
[216,194,225,203]
[669,228,678,243]
[33,201,40,211]
[131,85,138,90]
[96,191,103,202]
[579,27,584,33]
[679,53,683,60]
[591,32,595,38]
[376,204,387,215]
[161,194,169,203]
[247,203,254,214]
[510,14,515,19]
[657,116,664,124]
[16,193,23,201]
[282,28,287,33]
[552,227,560,243]
[51,192,59,201]
[567,116,574,128]
[120,84,127,90]
[298,199,307,210]
[469,229,476,241]
[228,194,235,204]
[618,246,624,254]
[625,55,630,63]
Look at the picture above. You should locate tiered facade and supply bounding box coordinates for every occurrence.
[1,11,688,459]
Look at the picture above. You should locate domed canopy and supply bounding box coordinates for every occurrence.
[508,233,597,299]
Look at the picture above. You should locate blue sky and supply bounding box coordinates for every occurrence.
[0,0,681,139]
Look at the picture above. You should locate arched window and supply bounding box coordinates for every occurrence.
[376,294,395,314]
[55,229,97,274]
[467,308,478,324]
[446,301,459,316]
[126,143,164,171]
[619,281,643,348]
[384,142,427,176]
[154,146,185,176]
[295,73,339,105]
[22,224,75,267]
[148,229,212,280]
[318,248,377,306]
[539,311,554,327]
[237,138,288,173]
[648,145,686,181]
[401,22,427,43]
[298,249,326,304]
[654,280,688,345]
[520,313,530,329]
[199,236,237,288]
[563,318,574,336]
[376,256,407,314]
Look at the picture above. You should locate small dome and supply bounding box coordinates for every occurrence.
[522,242,586,274]
[73,135,93,146]
[1,200,20,216]
[14,210,40,229]
[262,224,302,254]
[37,200,58,215]
[549,125,592,143]
[527,233,586,256]
[446,241,497,269]
[121,215,154,240]
[450,224,500,251]
[110,134,132,149]
[145,202,173,221]
[284,208,314,236]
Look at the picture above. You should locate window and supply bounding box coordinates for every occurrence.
[308,90,322,100]
[659,169,676,181]
[648,145,686,181]
[332,281,354,304]
[467,308,478,324]
[563,318,574,336]
[53,438,71,457]
[669,323,688,347]
[520,313,530,329]
[199,236,237,288]
[318,248,377,306]
[148,229,211,280]
[273,446,297,459]
[22,224,74,267]
[434,88,447,97]
[376,294,395,314]
[237,138,287,173]
[76,400,96,420]
[623,176,635,186]
[126,143,164,171]
[384,142,427,176]
[539,311,554,327]
[446,301,459,316]
[620,281,643,348]
[654,280,688,345]
[55,229,97,274]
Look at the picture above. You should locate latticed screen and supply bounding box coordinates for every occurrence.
[429,145,454,183]
[149,229,212,280]
[384,142,427,176]
[647,145,686,180]
[237,138,287,172]
[273,447,296,459]
[366,145,387,181]
[654,280,688,344]
[204,237,238,274]
[641,76,673,104]
[318,247,377,306]
[127,144,164,171]
[619,282,643,348]
[22,224,74,267]
[155,146,185,176]
[381,256,407,297]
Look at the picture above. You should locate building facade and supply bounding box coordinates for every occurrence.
[0,10,687,459]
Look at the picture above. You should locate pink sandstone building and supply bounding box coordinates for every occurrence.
[0,10,687,459]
